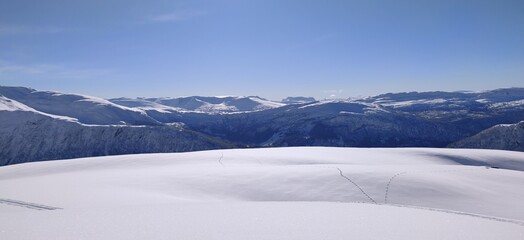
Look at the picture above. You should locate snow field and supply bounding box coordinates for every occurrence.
[1,147,523,239]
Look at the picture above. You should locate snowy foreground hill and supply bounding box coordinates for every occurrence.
[1,147,523,239]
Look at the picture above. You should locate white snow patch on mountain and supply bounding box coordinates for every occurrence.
[298,99,352,108]
[490,99,524,109]
[0,95,34,112]
[378,98,448,108]
[249,96,286,110]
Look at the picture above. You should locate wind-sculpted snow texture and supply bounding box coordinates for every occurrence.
[0,147,523,239]
[1,85,524,165]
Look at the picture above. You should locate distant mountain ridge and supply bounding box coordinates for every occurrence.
[0,88,235,165]
[281,96,316,104]
[109,95,285,114]
[1,85,523,165]
[0,86,159,125]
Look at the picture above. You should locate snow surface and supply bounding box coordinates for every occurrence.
[0,147,523,239]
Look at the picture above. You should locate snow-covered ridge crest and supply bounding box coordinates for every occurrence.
[110,95,286,114]
[376,98,448,108]
[298,99,389,114]
[0,86,159,125]
[39,90,147,114]
[0,95,77,121]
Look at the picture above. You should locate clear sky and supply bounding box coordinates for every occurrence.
[1,0,523,100]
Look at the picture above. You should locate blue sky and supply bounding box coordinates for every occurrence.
[1,0,523,100]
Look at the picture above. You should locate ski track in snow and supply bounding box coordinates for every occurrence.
[384,167,491,204]
[384,172,407,204]
[384,203,524,226]
[296,163,523,225]
[334,167,377,204]
[299,165,378,204]
[218,153,224,167]
[0,198,61,211]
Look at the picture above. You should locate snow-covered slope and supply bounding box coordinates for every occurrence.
[0,114,232,166]
[0,86,159,125]
[110,95,285,114]
[449,121,524,151]
[0,95,233,165]
[1,147,523,239]
[0,95,77,122]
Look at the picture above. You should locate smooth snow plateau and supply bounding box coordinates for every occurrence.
[0,147,523,239]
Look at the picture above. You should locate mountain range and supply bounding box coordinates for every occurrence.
[1,85,523,165]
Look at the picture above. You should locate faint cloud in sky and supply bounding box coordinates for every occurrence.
[323,89,344,94]
[323,89,344,99]
[147,9,208,23]
[0,24,66,36]
[0,60,112,80]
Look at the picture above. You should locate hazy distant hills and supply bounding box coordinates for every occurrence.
[281,96,316,104]
[1,85,524,165]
